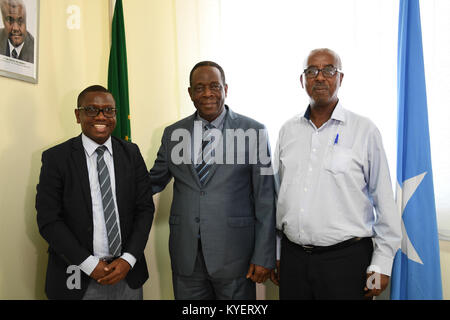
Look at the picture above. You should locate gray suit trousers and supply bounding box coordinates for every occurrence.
[172,243,256,300]
[82,279,143,300]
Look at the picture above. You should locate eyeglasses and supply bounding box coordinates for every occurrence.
[193,83,223,94]
[78,106,117,118]
[303,66,342,79]
[5,16,25,27]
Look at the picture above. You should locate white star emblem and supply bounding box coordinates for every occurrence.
[396,172,427,265]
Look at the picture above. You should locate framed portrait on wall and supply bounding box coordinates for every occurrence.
[0,0,39,83]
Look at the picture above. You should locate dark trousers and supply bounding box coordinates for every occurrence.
[279,236,373,300]
[172,243,256,300]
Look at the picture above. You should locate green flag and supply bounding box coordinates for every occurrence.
[108,0,131,141]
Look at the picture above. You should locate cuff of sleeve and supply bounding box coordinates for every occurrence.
[79,255,99,276]
[368,254,394,276]
[276,234,281,260]
[121,252,137,269]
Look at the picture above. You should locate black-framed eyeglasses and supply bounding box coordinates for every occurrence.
[303,65,342,79]
[78,106,117,118]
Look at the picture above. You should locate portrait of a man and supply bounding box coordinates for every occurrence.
[0,0,34,63]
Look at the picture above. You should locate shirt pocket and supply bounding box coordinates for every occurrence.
[323,146,353,175]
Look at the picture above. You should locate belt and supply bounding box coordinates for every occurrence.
[296,237,369,254]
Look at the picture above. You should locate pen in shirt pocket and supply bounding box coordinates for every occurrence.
[334,133,339,145]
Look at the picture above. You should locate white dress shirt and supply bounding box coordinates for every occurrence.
[79,134,136,276]
[274,102,401,275]
[192,107,227,165]
[8,39,24,58]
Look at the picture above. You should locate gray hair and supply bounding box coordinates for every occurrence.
[304,48,342,70]
[0,0,27,18]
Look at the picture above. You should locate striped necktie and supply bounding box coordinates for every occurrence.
[11,49,18,59]
[195,124,215,185]
[96,146,121,257]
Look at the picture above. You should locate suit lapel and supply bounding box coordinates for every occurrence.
[173,109,237,188]
[112,138,126,222]
[200,106,236,187]
[6,41,10,57]
[182,113,203,188]
[71,135,93,218]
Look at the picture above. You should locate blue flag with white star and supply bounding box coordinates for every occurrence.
[390,0,442,300]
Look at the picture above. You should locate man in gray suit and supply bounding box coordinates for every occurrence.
[150,61,276,299]
[0,0,34,63]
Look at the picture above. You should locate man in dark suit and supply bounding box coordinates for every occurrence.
[150,61,276,299]
[36,85,154,300]
[0,0,34,63]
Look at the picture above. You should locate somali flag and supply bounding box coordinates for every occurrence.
[390,0,442,300]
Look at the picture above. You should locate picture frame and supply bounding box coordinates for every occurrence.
[0,0,39,84]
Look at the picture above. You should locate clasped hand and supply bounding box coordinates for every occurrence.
[90,258,131,285]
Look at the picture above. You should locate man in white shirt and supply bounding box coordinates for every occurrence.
[270,48,401,299]
[36,85,154,299]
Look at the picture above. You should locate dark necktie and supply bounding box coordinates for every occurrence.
[11,49,18,59]
[195,124,215,185]
[96,146,121,257]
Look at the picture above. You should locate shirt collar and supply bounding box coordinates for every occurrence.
[8,39,24,57]
[330,101,346,123]
[196,106,227,129]
[302,100,346,123]
[81,134,113,157]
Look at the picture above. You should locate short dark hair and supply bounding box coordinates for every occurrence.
[189,61,226,87]
[77,85,113,108]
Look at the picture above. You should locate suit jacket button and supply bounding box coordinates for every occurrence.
[200,191,206,196]
[195,217,200,223]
